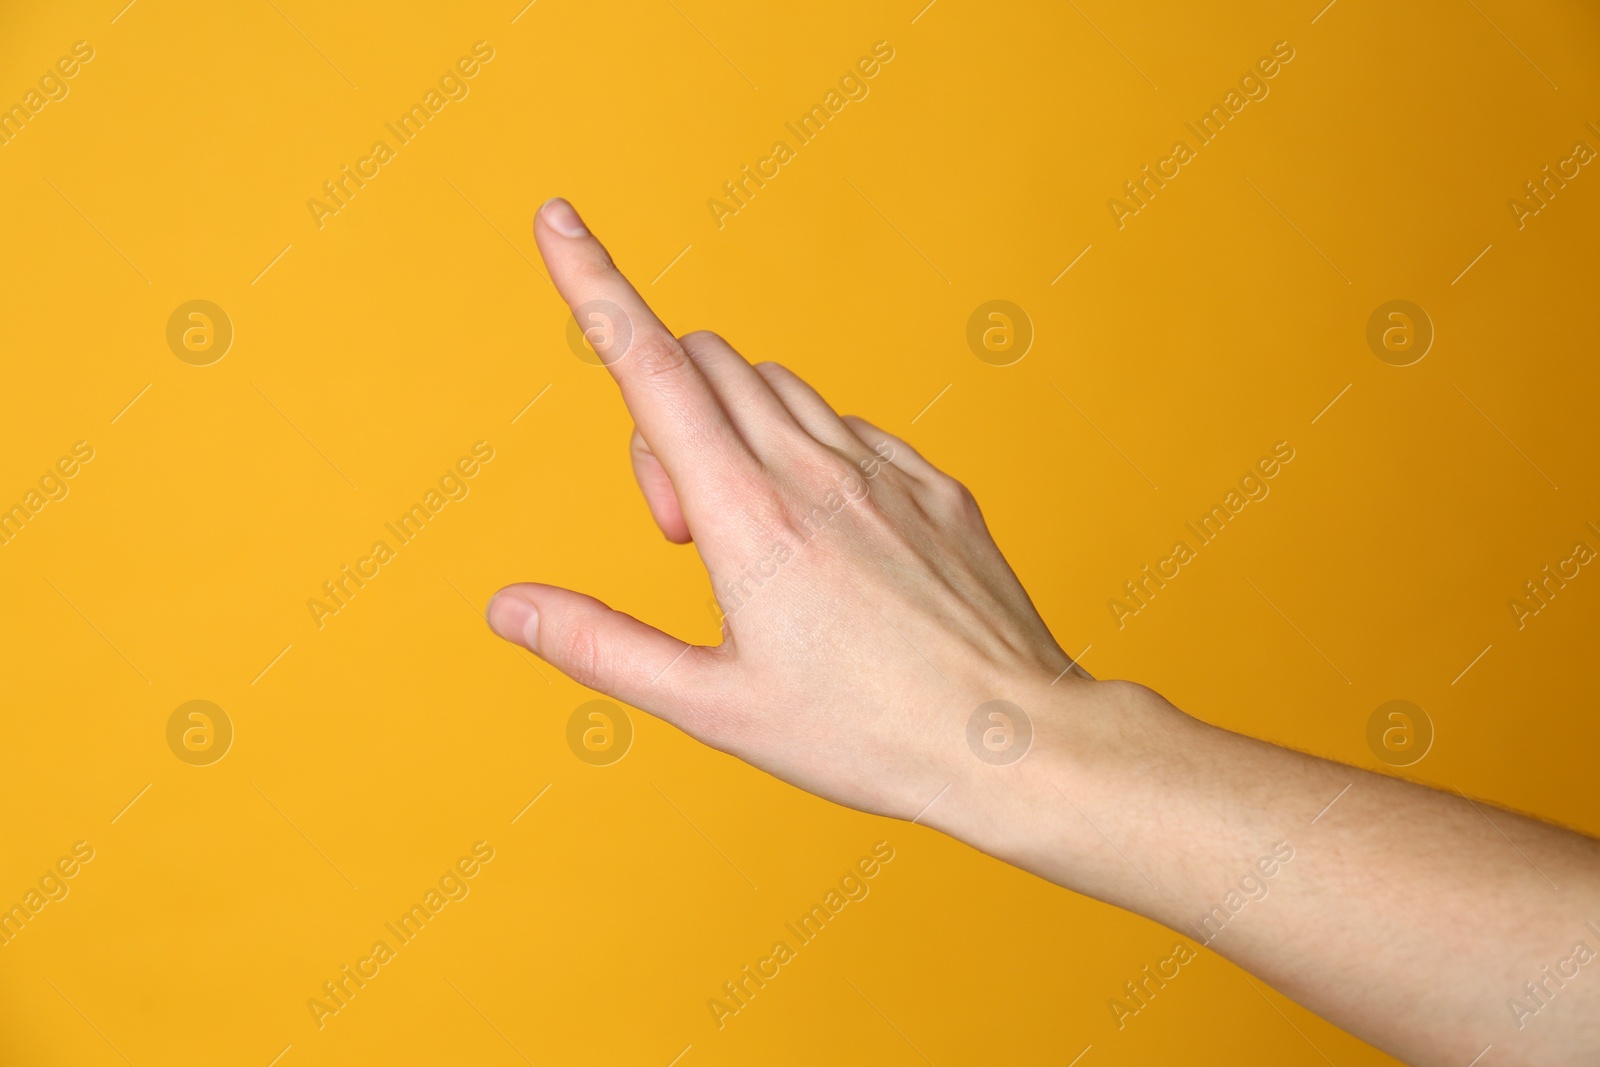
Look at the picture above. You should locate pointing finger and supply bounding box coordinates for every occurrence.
[535,199,750,503]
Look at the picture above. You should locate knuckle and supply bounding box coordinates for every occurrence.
[738,476,792,527]
[953,486,983,522]
[575,247,620,282]
[795,450,863,498]
[629,332,689,380]
[931,473,978,513]
[754,360,797,388]
[704,464,787,528]
[775,495,826,542]
[776,452,874,534]
[855,441,899,480]
[555,622,608,691]
[679,329,725,351]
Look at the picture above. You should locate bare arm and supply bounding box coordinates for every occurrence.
[489,198,1600,1066]
[961,683,1600,1065]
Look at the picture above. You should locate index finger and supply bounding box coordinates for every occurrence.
[534,198,748,489]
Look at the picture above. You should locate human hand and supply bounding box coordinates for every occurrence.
[484,200,1600,1067]
[487,198,1094,826]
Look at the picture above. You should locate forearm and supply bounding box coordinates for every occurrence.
[929,678,1600,1066]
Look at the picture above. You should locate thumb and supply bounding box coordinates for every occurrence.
[486,583,721,726]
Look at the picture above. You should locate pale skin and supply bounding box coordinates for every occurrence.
[487,198,1600,1066]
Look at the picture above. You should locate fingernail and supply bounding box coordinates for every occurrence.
[541,197,588,238]
[487,591,539,650]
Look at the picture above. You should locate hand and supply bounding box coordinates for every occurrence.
[487,198,1092,825]
[486,200,1600,1067]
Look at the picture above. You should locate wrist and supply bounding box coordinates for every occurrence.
[923,677,1208,904]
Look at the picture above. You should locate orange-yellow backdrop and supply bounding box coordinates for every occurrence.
[2,1,1597,1063]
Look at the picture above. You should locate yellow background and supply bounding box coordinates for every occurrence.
[2,0,1598,1063]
